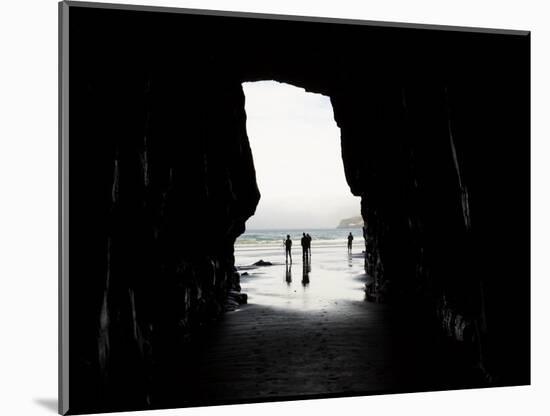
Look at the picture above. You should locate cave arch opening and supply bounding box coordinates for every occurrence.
[235,80,365,311]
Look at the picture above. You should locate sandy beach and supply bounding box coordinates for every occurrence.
[236,239,369,311]
[161,238,484,406]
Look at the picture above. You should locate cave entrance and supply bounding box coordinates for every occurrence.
[235,81,364,312]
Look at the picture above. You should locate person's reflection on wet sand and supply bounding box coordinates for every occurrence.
[302,261,310,287]
[347,252,353,267]
[285,262,292,285]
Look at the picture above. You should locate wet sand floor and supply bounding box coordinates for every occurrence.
[195,301,399,401]
[178,246,482,405]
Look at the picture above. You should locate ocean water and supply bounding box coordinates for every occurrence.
[234,227,364,267]
[235,228,362,248]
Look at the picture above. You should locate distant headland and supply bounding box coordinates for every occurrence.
[336,216,364,229]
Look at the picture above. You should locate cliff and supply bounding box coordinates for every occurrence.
[337,216,364,228]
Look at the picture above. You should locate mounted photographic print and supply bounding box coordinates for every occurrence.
[59,1,530,414]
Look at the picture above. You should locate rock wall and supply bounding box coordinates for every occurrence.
[66,5,529,412]
[69,10,260,409]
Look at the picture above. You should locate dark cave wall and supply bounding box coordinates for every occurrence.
[66,5,529,411]
[69,13,260,406]
[331,81,480,361]
[325,34,530,383]
[240,28,530,384]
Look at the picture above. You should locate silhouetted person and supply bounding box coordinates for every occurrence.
[301,232,309,261]
[306,233,312,258]
[347,232,354,252]
[284,234,292,264]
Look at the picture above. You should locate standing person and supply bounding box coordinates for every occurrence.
[347,232,354,253]
[306,233,312,258]
[301,233,308,261]
[284,234,293,264]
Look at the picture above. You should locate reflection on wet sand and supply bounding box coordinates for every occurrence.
[285,263,292,285]
[237,243,367,313]
[302,258,311,287]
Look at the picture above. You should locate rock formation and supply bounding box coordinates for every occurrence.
[337,216,364,228]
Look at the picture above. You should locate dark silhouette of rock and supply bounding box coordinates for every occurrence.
[253,260,273,266]
[228,291,248,305]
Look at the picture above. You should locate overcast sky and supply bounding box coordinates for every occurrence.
[242,81,360,230]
